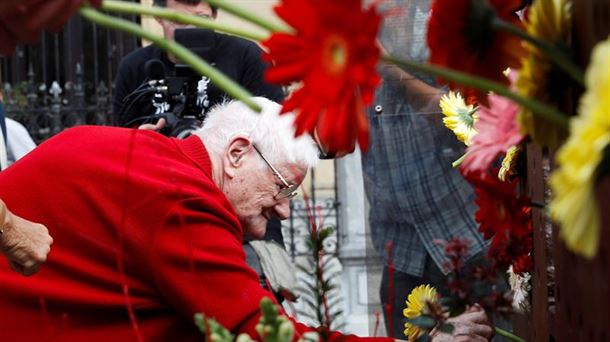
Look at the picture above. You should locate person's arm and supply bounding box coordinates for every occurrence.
[380,62,441,99]
[376,42,444,115]
[151,198,275,335]
[0,199,52,276]
[152,198,391,342]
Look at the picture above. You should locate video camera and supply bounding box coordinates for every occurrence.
[120,28,218,138]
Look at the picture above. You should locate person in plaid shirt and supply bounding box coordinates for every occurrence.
[361,0,488,337]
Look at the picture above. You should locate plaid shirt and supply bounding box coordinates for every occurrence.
[361,0,487,277]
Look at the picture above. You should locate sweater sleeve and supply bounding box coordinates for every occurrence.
[151,198,391,342]
[150,197,276,336]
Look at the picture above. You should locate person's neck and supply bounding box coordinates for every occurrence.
[207,149,224,190]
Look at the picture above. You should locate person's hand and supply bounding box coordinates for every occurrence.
[138,118,167,132]
[0,199,53,276]
[0,0,102,55]
[431,306,494,342]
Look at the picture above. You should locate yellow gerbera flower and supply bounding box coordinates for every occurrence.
[403,284,438,341]
[515,0,572,149]
[440,91,478,146]
[499,146,520,181]
[549,36,610,258]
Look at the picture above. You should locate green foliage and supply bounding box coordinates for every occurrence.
[406,316,437,330]
[295,226,344,334]
[256,297,295,342]
[194,313,235,342]
[195,297,308,342]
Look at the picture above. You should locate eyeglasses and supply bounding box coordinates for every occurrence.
[252,144,298,200]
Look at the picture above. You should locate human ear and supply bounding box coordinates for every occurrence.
[223,134,251,178]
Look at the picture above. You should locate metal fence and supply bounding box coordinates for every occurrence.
[3,63,112,143]
[0,7,139,142]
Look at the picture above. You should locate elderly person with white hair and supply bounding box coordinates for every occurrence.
[0,98,492,341]
[0,97,315,339]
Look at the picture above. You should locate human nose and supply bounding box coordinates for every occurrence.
[273,199,291,220]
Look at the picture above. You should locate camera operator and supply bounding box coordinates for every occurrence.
[112,0,292,301]
[112,0,284,129]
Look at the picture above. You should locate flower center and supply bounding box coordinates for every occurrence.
[322,34,348,75]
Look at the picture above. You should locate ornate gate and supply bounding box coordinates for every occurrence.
[0,4,140,141]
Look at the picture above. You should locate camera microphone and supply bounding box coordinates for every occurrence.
[144,59,166,81]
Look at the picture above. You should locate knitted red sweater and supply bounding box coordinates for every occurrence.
[0,126,389,342]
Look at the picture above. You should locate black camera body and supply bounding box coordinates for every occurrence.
[126,28,218,138]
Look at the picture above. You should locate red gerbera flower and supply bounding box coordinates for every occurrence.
[468,171,533,274]
[262,0,381,154]
[427,0,525,102]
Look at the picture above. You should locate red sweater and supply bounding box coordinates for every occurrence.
[0,127,389,342]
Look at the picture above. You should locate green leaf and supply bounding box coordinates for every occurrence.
[438,323,455,334]
[318,228,332,241]
[406,316,437,329]
[194,313,205,333]
[193,313,234,342]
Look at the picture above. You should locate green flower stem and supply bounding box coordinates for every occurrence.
[382,54,569,129]
[452,154,467,168]
[495,327,526,342]
[79,6,260,113]
[492,18,585,86]
[204,0,290,33]
[101,0,268,42]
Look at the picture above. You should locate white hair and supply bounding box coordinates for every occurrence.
[195,97,319,169]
